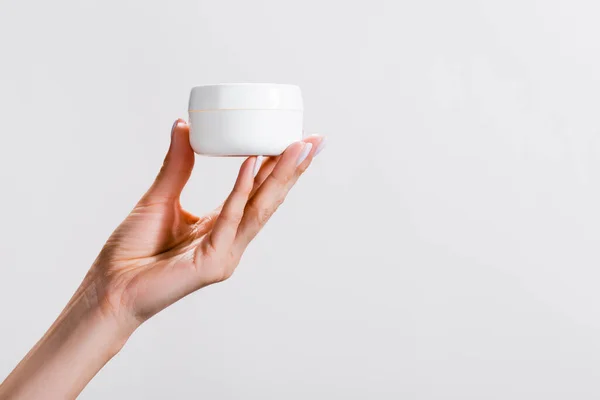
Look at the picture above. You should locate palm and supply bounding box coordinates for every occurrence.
[95,198,221,320]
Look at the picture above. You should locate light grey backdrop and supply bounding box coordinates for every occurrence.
[2,0,600,398]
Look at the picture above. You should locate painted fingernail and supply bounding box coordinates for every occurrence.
[253,156,264,177]
[296,142,313,166]
[314,137,327,157]
[171,119,181,138]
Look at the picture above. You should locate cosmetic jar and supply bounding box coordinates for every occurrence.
[188,83,304,156]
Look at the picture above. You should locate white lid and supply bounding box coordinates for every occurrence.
[188,83,303,111]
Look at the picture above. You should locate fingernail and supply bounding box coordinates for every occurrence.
[171,120,180,138]
[296,142,313,166]
[171,119,185,138]
[314,137,327,157]
[253,156,263,177]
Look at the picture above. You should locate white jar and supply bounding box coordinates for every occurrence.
[188,83,304,156]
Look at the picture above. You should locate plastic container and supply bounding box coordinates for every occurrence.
[188,83,304,156]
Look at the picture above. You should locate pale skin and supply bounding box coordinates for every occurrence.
[0,120,326,399]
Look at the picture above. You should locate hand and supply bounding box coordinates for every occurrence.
[82,120,324,332]
[0,119,325,399]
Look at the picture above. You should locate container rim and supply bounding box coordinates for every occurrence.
[191,83,300,89]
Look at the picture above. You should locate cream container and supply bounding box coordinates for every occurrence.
[188,83,304,156]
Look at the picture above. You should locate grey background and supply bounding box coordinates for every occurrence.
[2,0,600,398]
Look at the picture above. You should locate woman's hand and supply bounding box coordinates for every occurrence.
[88,120,323,329]
[0,120,325,399]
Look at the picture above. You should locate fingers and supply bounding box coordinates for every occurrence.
[142,120,195,204]
[207,156,257,250]
[249,136,324,196]
[234,136,324,251]
[250,155,279,196]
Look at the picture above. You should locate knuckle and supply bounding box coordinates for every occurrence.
[220,210,243,225]
[274,194,286,208]
[221,255,241,281]
[257,207,272,226]
[271,172,290,188]
[247,200,274,226]
[218,267,234,282]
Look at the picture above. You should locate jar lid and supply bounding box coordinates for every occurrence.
[188,83,303,112]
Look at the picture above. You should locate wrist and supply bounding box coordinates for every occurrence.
[83,302,135,360]
[76,279,139,356]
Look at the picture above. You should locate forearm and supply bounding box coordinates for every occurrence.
[0,285,132,399]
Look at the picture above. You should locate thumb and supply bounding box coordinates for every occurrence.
[142,119,195,203]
